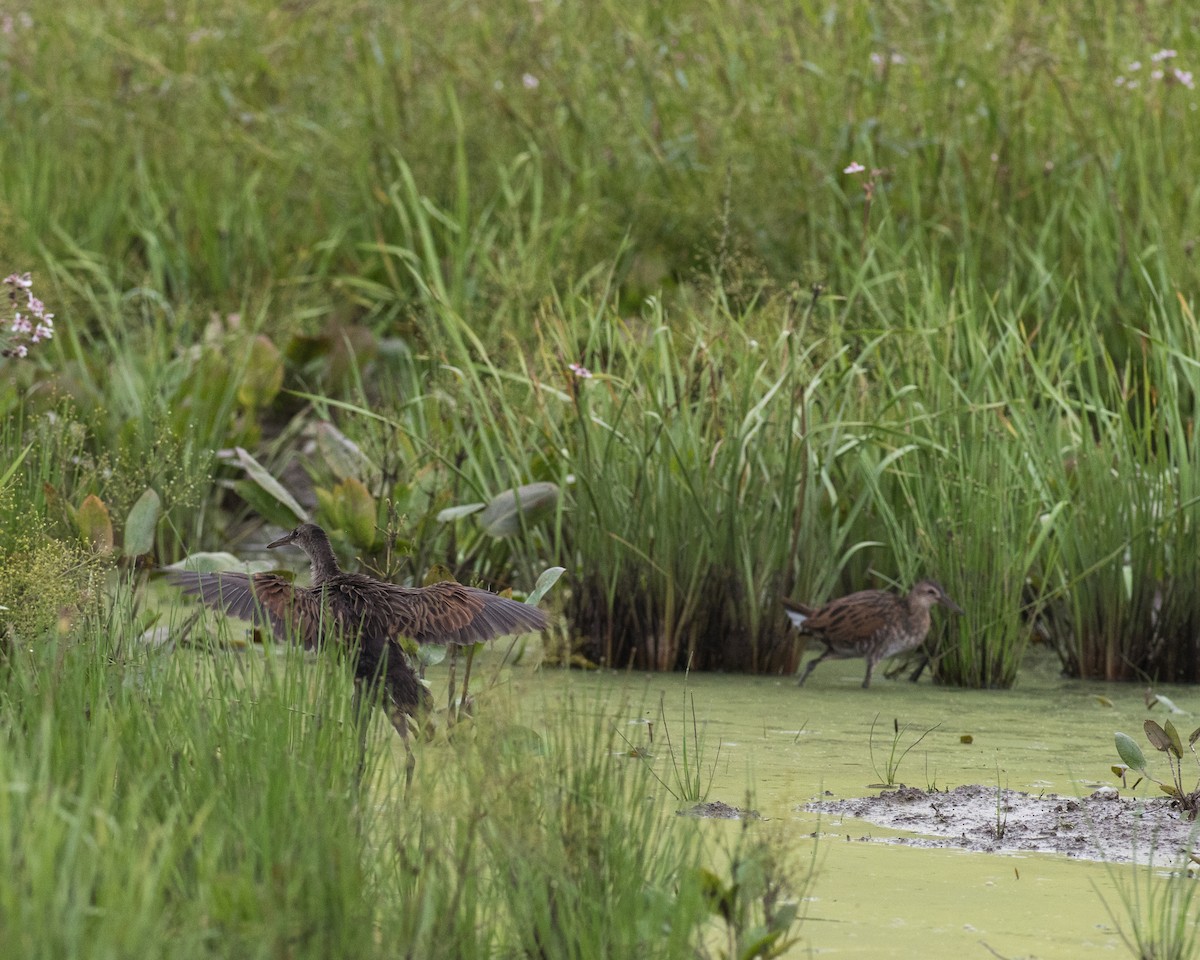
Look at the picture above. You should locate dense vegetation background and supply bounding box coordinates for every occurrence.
[4,0,1200,683]
[1,3,1199,957]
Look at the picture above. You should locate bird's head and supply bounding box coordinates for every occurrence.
[267,522,328,554]
[910,579,964,615]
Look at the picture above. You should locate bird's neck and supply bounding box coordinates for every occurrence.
[306,541,342,582]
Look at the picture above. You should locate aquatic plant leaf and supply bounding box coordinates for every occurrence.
[1144,721,1172,753]
[1115,732,1148,771]
[527,566,566,606]
[422,563,456,587]
[77,495,114,554]
[479,482,559,538]
[1159,783,1181,798]
[436,502,485,522]
[165,552,277,574]
[332,477,376,549]
[1163,719,1184,758]
[1190,727,1200,747]
[236,335,284,409]
[235,447,306,523]
[418,644,448,667]
[314,421,378,483]
[123,487,161,558]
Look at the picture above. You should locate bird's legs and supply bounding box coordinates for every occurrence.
[350,677,416,792]
[796,647,833,686]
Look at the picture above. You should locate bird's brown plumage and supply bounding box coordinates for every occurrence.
[169,522,547,715]
[783,580,963,689]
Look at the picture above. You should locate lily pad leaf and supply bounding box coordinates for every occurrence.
[1115,732,1148,772]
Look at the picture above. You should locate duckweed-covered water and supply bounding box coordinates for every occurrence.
[441,647,1199,959]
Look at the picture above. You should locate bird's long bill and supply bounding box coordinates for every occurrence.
[266,531,296,549]
[940,594,966,615]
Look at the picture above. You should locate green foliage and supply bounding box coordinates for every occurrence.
[1095,841,1200,960]
[868,715,942,788]
[0,531,105,644]
[1113,721,1200,819]
[4,0,1200,685]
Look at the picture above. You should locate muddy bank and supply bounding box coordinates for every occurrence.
[804,784,1200,865]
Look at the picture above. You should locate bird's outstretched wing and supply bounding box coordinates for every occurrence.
[332,578,548,646]
[167,570,323,648]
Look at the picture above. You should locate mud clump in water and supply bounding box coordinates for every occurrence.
[679,800,762,820]
[805,784,1198,864]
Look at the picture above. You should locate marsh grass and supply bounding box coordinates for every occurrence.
[5,0,1200,695]
[1095,836,1200,960]
[867,714,942,788]
[4,581,805,959]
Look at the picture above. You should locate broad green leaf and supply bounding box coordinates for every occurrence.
[314,421,378,483]
[527,566,566,606]
[418,644,448,667]
[422,563,456,587]
[165,553,278,574]
[1159,783,1181,798]
[1190,727,1200,747]
[237,335,284,409]
[234,480,306,531]
[123,488,161,558]
[332,477,376,549]
[1163,719,1184,758]
[479,482,559,538]
[235,447,306,522]
[1115,732,1147,772]
[77,495,114,554]
[1144,720,1172,753]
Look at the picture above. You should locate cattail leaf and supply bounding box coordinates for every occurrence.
[77,495,114,554]
[123,488,161,558]
[1115,732,1148,772]
[1163,720,1184,758]
[1144,720,1172,753]
[479,482,559,538]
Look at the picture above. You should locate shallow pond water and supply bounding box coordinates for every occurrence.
[443,646,1200,959]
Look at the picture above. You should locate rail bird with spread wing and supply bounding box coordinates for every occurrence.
[169,522,547,741]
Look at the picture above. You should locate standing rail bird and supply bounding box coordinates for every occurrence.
[169,522,547,742]
[783,580,964,689]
